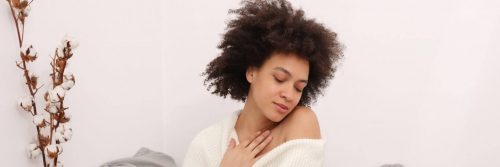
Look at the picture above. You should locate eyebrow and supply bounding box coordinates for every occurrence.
[273,67,308,83]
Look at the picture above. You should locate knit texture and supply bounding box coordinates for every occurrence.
[183,111,325,167]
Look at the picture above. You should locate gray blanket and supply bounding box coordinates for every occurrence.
[101,147,177,167]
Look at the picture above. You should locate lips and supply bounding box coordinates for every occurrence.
[273,102,289,113]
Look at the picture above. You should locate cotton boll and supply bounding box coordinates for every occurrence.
[20,44,30,55]
[42,112,51,119]
[62,123,72,132]
[62,34,79,50]
[61,80,74,90]
[18,96,33,111]
[54,86,66,97]
[45,144,60,159]
[27,44,36,57]
[32,114,46,127]
[64,73,74,80]
[62,123,73,133]
[18,96,32,106]
[40,112,52,127]
[57,123,72,134]
[62,74,75,90]
[55,127,63,134]
[58,139,68,144]
[63,130,73,141]
[48,91,59,103]
[56,144,63,155]
[26,143,37,151]
[39,126,51,138]
[54,133,64,142]
[26,143,41,159]
[69,40,79,50]
[48,86,66,103]
[64,112,72,121]
[62,127,73,142]
[54,124,73,143]
[56,130,72,143]
[55,128,65,141]
[26,144,41,159]
[46,103,58,113]
[55,126,63,133]
[20,44,37,61]
[54,132,66,143]
[56,124,64,134]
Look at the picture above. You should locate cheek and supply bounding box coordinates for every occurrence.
[258,83,280,100]
[290,91,303,107]
[252,79,275,100]
[290,95,300,106]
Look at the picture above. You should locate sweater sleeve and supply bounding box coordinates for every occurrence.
[182,135,208,167]
[253,139,326,167]
[182,122,226,167]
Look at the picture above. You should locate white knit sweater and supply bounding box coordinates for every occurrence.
[182,111,325,167]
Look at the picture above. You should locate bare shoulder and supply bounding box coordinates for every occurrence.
[281,106,321,141]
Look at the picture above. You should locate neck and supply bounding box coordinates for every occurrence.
[235,99,278,137]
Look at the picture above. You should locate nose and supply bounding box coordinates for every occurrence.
[279,85,295,102]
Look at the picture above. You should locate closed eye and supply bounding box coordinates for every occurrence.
[274,77,284,83]
[295,83,306,93]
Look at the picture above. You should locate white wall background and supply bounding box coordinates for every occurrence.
[1,0,499,167]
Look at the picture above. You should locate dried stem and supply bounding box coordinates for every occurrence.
[7,0,47,166]
[7,0,22,47]
[33,84,44,95]
[51,54,70,165]
[50,53,57,84]
[21,19,25,44]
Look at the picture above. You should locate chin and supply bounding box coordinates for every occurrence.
[265,105,292,122]
[267,112,286,122]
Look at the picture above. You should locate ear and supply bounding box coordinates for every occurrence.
[246,66,257,83]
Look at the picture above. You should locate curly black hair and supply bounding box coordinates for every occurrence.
[203,0,343,106]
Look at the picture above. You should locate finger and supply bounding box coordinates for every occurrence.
[246,130,270,151]
[253,136,273,158]
[227,138,236,150]
[241,130,262,147]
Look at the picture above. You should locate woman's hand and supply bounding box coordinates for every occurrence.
[219,130,273,167]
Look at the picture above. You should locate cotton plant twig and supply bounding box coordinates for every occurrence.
[7,1,78,166]
[7,0,23,46]
[7,0,48,166]
[44,37,77,166]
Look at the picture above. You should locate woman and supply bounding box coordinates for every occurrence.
[183,0,343,166]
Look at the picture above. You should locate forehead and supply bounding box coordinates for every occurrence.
[261,52,309,79]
